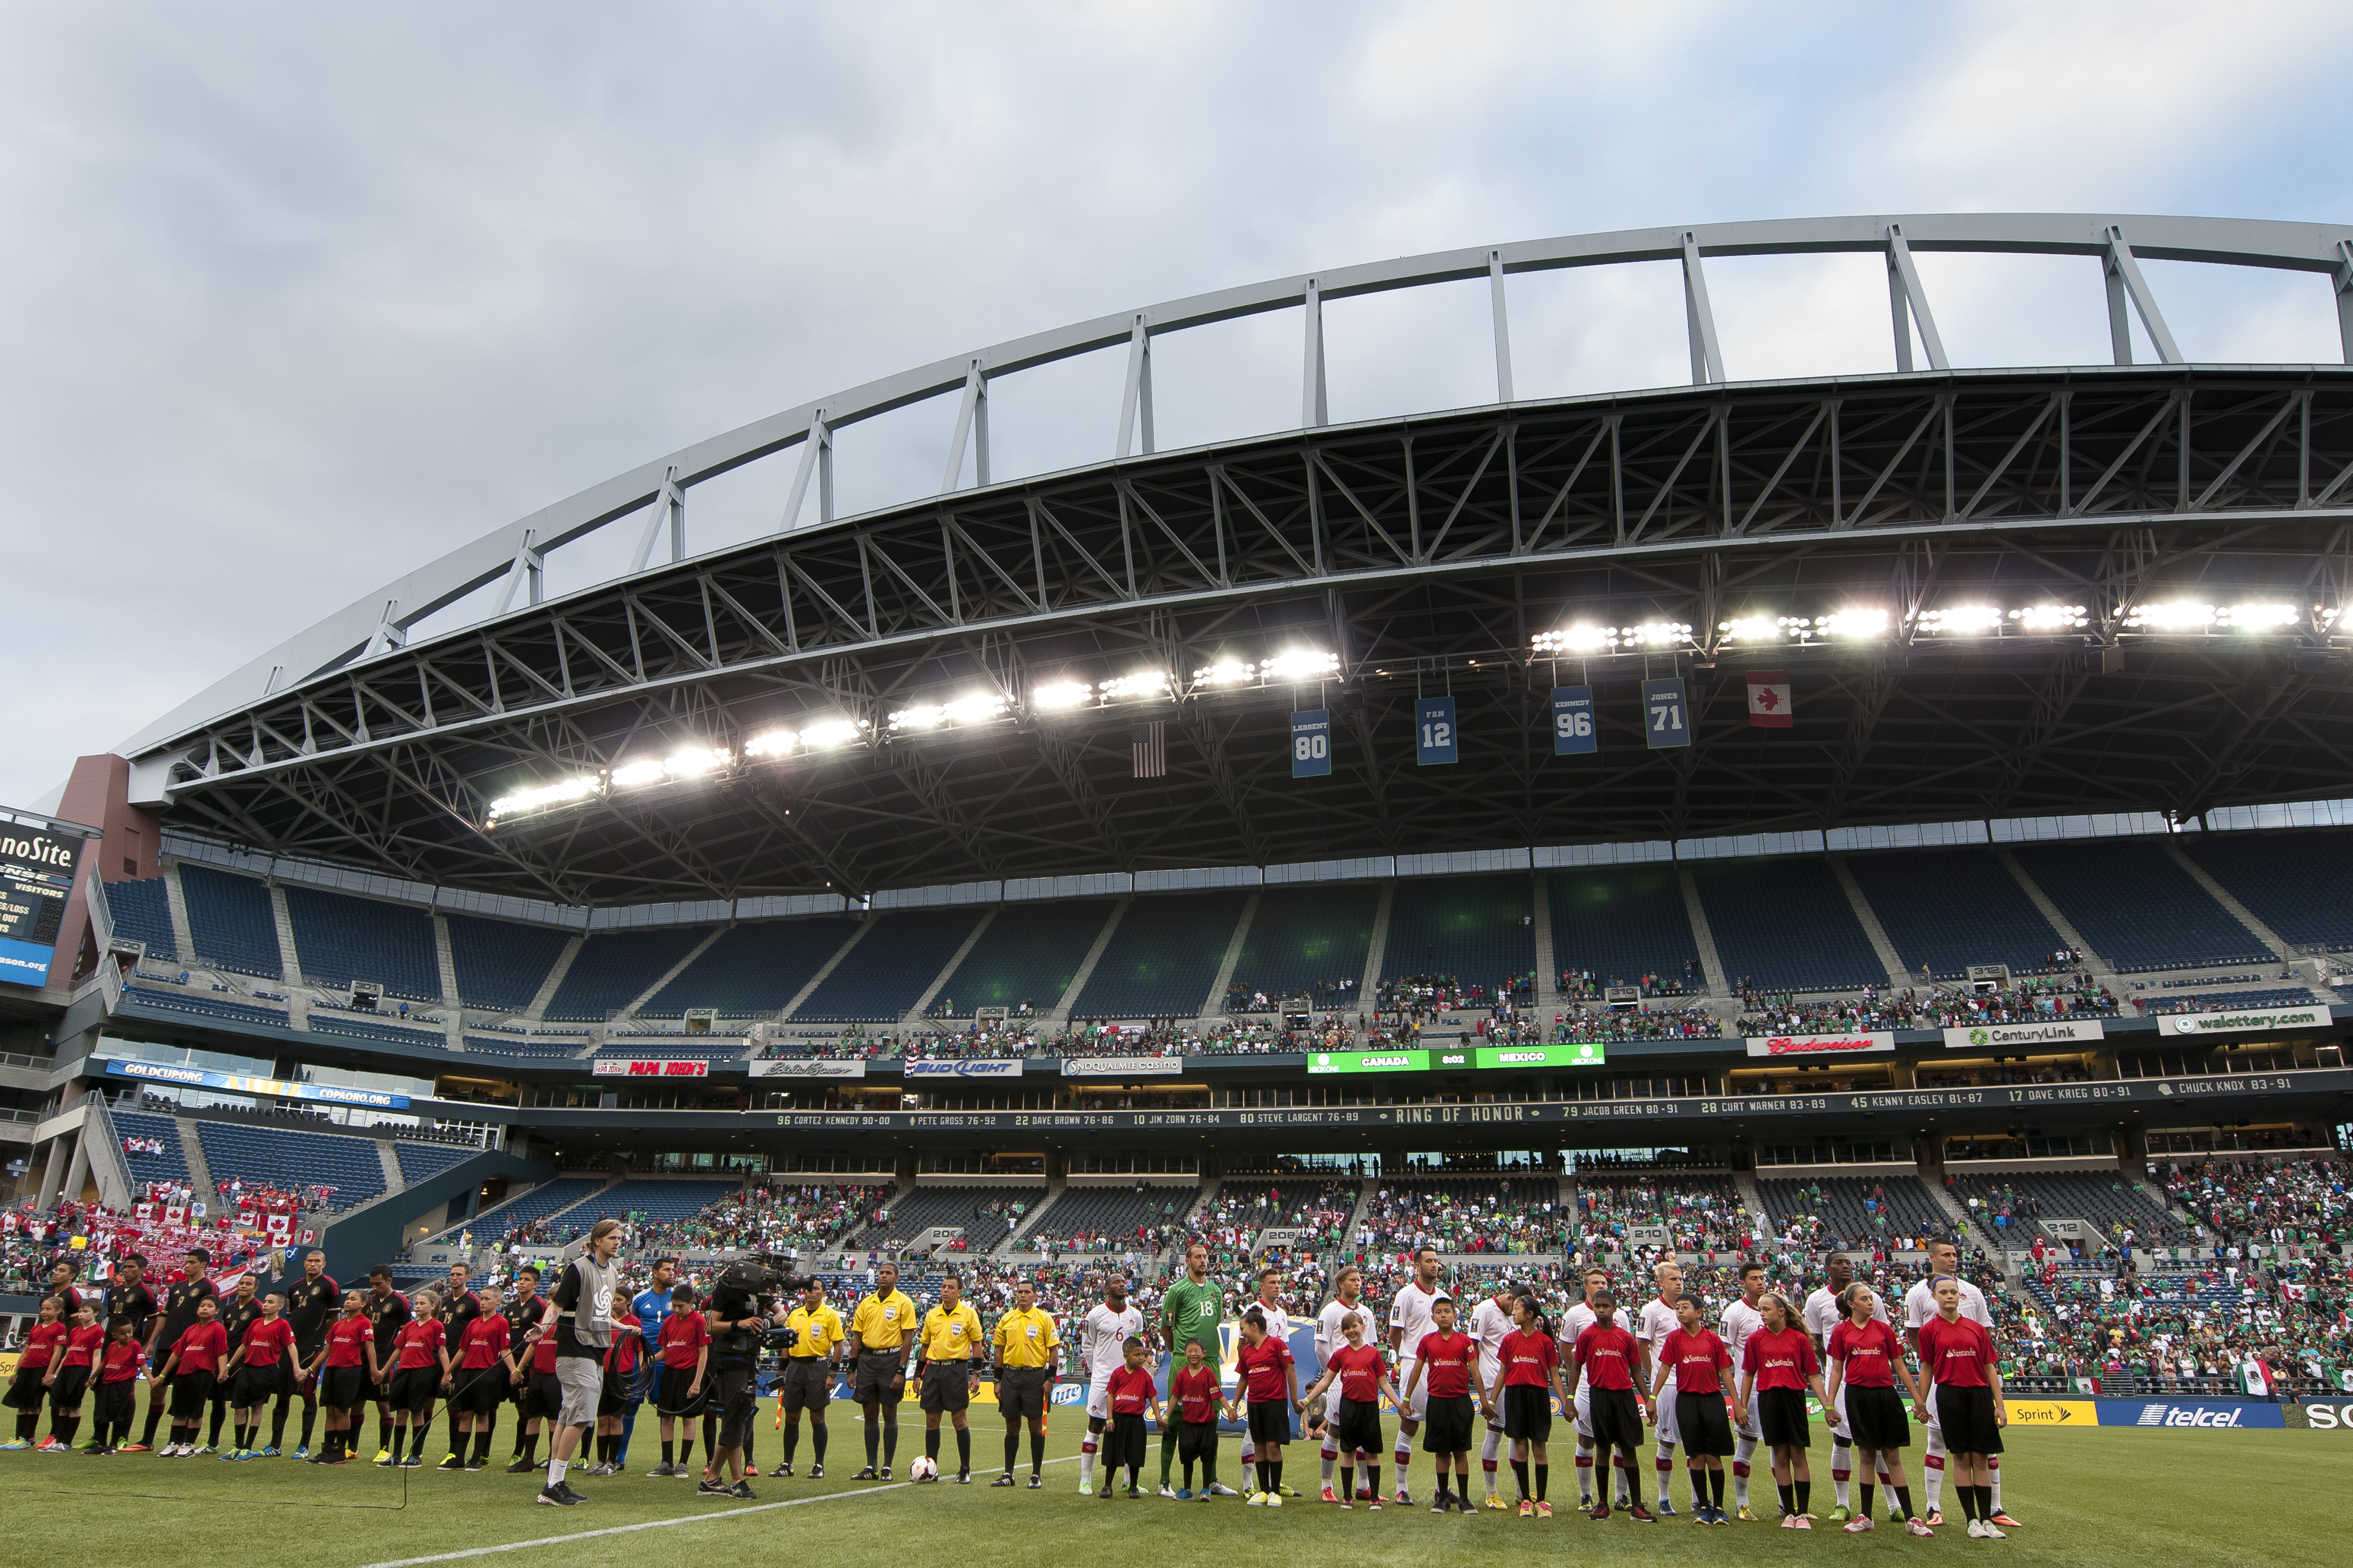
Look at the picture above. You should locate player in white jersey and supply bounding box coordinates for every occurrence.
[1559,1267,1628,1508]
[1465,1278,1518,1510]
[1634,1260,1692,1516]
[1718,1259,1769,1519]
[1385,1247,1444,1504]
[1075,1277,1145,1494]
[1802,1252,1888,1521]
[1901,1239,2012,1528]
[1312,1266,1369,1502]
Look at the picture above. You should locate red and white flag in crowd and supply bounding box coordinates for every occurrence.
[1746,670,1793,728]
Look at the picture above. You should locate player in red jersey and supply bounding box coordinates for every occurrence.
[43,1299,104,1452]
[4,1296,66,1449]
[1653,1292,1734,1523]
[1737,1290,1832,1529]
[444,1281,515,1471]
[1299,1308,1400,1510]
[1403,1295,1490,1516]
[222,1292,298,1459]
[1569,1290,1652,1522]
[1915,1277,2008,1538]
[93,1321,146,1453]
[1490,1293,1568,1518]
[1167,1337,1224,1500]
[307,1292,376,1463]
[1101,1337,1163,1498]
[385,1292,449,1469]
[1227,1308,1300,1507]
[156,1295,228,1456]
[1824,1281,1928,1535]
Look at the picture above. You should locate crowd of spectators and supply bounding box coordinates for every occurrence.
[1375,972,1532,1012]
[618,1182,884,1258]
[1995,1252,2351,1391]
[1736,976,2121,1035]
[1226,977,1359,1013]
[1558,963,1703,1000]
[2159,1157,2345,1252]
[1350,1181,1569,1255]
[1573,1176,1750,1255]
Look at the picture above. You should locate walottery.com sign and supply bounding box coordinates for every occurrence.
[1473,1042,1608,1069]
[1306,1049,1430,1075]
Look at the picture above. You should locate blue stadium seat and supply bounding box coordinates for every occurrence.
[455,1177,606,1239]
[541,925,716,1022]
[1755,1174,1951,1248]
[928,900,1114,1016]
[395,1141,477,1184]
[641,918,859,1017]
[284,885,439,999]
[123,986,291,1030]
[194,1119,388,1209]
[1067,891,1247,1018]
[792,908,984,1022]
[2183,830,2353,952]
[1233,883,1380,1000]
[565,1179,745,1229]
[1693,858,1883,993]
[446,915,574,1014]
[847,1185,1043,1250]
[461,1033,587,1058]
[112,1109,192,1186]
[1845,849,2067,980]
[1382,875,1536,993]
[2011,840,2269,972]
[178,864,284,979]
[106,877,178,960]
[1547,866,1700,990]
[307,1014,446,1050]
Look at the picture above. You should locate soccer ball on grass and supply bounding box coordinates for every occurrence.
[910,1456,939,1482]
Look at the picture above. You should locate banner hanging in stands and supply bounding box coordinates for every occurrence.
[1745,1031,1895,1056]
[1551,686,1596,755]
[1290,709,1331,777]
[1415,696,1457,765]
[1061,1056,1186,1077]
[1642,678,1690,749]
[591,1058,710,1077]
[1746,671,1793,728]
[902,1057,1024,1078]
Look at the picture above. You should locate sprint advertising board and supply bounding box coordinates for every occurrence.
[2003,1399,2096,1427]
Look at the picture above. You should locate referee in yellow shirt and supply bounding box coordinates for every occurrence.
[777,1280,844,1478]
[917,1274,984,1482]
[990,1277,1060,1488]
[849,1261,917,1479]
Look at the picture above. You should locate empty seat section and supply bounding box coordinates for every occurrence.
[849,1185,1040,1250]
[461,1177,606,1239]
[112,1110,192,1186]
[1233,884,1380,1000]
[541,925,716,1022]
[792,908,981,1022]
[307,1014,446,1049]
[929,901,1114,1016]
[1845,849,2066,979]
[446,915,574,1014]
[123,987,291,1029]
[195,1120,387,1208]
[1068,891,1247,1017]
[395,1141,477,1184]
[1755,1175,1951,1247]
[1383,875,1536,991]
[106,877,178,960]
[643,918,858,1017]
[283,886,439,999]
[2184,829,2353,951]
[2011,840,2267,972]
[178,864,283,979]
[1547,866,1699,990]
[1948,1171,2189,1245]
[563,1179,745,1228]
[1693,858,1883,993]
[461,1033,586,1058]
[1024,1185,1179,1248]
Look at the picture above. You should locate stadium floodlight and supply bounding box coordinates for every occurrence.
[1818,608,1889,639]
[1622,621,1693,647]
[1533,626,1608,654]
[742,730,796,757]
[1033,680,1092,710]
[663,746,729,778]
[798,718,865,749]
[1098,671,1171,702]
[485,775,599,824]
[2013,603,2089,630]
[1716,616,1784,643]
[2217,603,2298,631]
[2128,601,2216,631]
[1192,659,1256,685]
[1263,648,1340,682]
[889,704,947,732]
[608,759,666,788]
[1916,604,2002,635]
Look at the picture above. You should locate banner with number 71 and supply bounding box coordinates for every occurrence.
[1643,677,1691,749]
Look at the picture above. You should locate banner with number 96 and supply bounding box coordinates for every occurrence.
[1551,686,1596,755]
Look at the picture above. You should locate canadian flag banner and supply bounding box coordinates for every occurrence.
[1747,670,1794,728]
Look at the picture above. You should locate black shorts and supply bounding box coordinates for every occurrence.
[48,1365,93,1408]
[526,1370,564,1421]
[598,1365,641,1416]
[1844,1384,1910,1451]
[1503,1384,1553,1442]
[171,1371,216,1418]
[321,1365,367,1409]
[1246,1397,1293,1447]
[1107,1411,1148,1467]
[1586,1386,1643,1451]
[389,1366,440,1415]
[1935,1384,2003,1456]
[997,1366,1047,1421]
[1422,1393,1475,1454]
[1677,1390,1734,1456]
[448,1365,508,1415]
[3,1365,44,1410]
[295,1338,326,1386]
[713,1362,758,1451]
[920,1360,971,1413]
[852,1349,904,1404]
[228,1361,287,1408]
[1757,1387,1810,1450]
[1333,1396,1384,1457]
[662,1362,714,1416]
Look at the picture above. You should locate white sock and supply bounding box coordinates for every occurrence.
[1079,1441,1095,1487]
[547,1456,567,1488]
[1320,1443,1336,1483]
[1614,1453,1630,1506]
[1480,1428,1501,1492]
[1394,1435,1411,1492]
[1989,1458,2002,1512]
[1655,1447,1675,1505]
[1732,1436,1756,1507]
[1578,1442,1594,1500]
[1832,1440,1852,1507]
[1923,1452,1945,1510]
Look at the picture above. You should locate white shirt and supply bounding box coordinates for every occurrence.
[1389,1280,1441,1364]
[1318,1296,1371,1359]
[1466,1298,1516,1388]
[1901,1276,1990,1337]
[1636,1296,1683,1386]
[1721,1296,1766,1369]
[1804,1285,1888,1343]
[1080,1302,1145,1383]
[1561,1301,1599,1391]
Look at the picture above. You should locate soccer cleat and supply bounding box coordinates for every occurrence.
[1925,1510,1946,1527]
[1844,1515,1875,1533]
[773,1462,792,1477]
[1791,1515,1813,1529]
[373,1448,393,1466]
[855,1465,879,1480]
[1736,1505,1759,1522]
[1265,1493,1283,1508]
[1028,1473,1043,1489]
[1432,1497,1449,1514]
[196,1444,216,1455]
[1321,1485,1340,1504]
[1536,1500,1554,1519]
[1518,1499,1535,1518]
[118,1442,150,1453]
[535,1485,578,1507]
[260,1446,281,1457]
[1368,1499,1382,1511]
[1827,1503,1852,1522]
[698,1476,733,1496]
[1159,1482,1176,1498]
[1630,1504,1658,1523]
[1982,1522,2007,1539]
[1127,1486,1143,1499]
[33,1438,61,1453]
[465,1457,486,1471]
[1175,1487,1193,1500]
[1907,1517,1936,1536]
[1486,1491,1510,1511]
[1394,1488,1412,1507]
[992,1472,1016,1487]
[1340,1500,1353,1510]
[1207,1481,1239,1497]
[1590,1504,1610,1521]
[292,1444,308,1459]
[0,1441,27,1451]
[730,1482,758,1500]
[505,1457,536,1474]
[1080,1476,1095,1495]
[437,1456,464,1472]
[1099,1482,1117,1499]
[957,1470,971,1485]
[1967,1519,1987,1538]
[877,1466,891,1481]
[1989,1511,2021,1528]
[647,1463,673,1477]
[1278,1483,1299,1497]
[402,1456,425,1469]
[1655,1499,1677,1517]
[1247,1492,1267,1507]
[809,1463,824,1478]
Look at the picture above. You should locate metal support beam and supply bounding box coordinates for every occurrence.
[1116,314,1155,458]
[1302,279,1328,427]
[2335,241,2353,366]
[360,599,404,660]
[1488,250,1515,403]
[1885,223,1950,371]
[1681,232,1725,385]
[2103,226,2184,366]
[491,529,545,616]
[782,409,833,531]
[941,361,990,493]
[630,466,685,573]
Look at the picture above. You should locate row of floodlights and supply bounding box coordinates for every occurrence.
[1532,602,2333,653]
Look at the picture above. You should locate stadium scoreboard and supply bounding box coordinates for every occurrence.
[0,807,93,988]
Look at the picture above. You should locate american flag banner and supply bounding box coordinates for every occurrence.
[1131,721,1166,778]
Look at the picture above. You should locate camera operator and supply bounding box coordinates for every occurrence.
[698,1260,786,1500]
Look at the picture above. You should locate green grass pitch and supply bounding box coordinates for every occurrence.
[0,1423,2334,1567]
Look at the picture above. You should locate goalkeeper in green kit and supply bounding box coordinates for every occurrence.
[1158,1242,1230,1497]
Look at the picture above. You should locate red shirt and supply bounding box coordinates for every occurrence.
[1828,1318,1902,1389]
[459,1315,511,1371]
[24,1321,65,1368]
[660,1311,709,1371]
[1106,1363,1156,1415]
[530,1329,559,1375]
[1742,1326,1819,1391]
[1415,1329,1477,1398]
[606,1315,641,1375]
[326,1315,373,1368]
[1235,1335,1293,1401]
[1573,1324,1640,1392]
[1498,1329,1557,1389]
[101,1340,144,1383]
[393,1318,445,1371]
[1915,1315,1995,1389]
[241,1318,296,1367]
[62,1322,104,1368]
[1171,1363,1219,1424]
[174,1319,228,1375]
[1660,1327,1731,1396]
[1326,1343,1388,1403]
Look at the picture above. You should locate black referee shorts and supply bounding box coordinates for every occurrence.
[997,1366,1047,1421]
[778,1357,831,1412]
[852,1349,905,1404]
[920,1360,971,1413]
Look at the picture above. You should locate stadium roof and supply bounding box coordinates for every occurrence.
[122,215,2353,906]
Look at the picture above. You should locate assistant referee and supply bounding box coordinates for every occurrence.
[849,1263,915,1481]
[990,1278,1057,1489]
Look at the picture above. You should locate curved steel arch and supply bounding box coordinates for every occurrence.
[122,212,2353,764]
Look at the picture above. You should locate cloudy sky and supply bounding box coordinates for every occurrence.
[5,1,2351,811]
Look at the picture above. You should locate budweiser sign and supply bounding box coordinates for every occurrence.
[1743,1031,1895,1057]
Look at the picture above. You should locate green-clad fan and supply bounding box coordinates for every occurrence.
[1158,1242,1227,1498]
